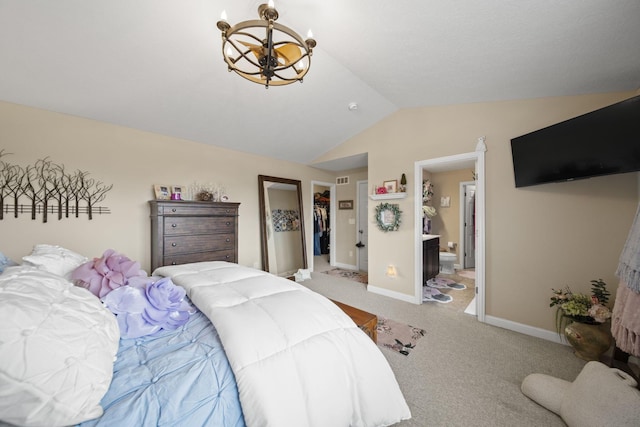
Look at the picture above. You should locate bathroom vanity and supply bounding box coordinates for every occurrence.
[423,234,440,283]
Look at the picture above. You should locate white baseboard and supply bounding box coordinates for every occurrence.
[334,262,357,270]
[484,315,567,345]
[367,285,418,304]
[364,282,568,343]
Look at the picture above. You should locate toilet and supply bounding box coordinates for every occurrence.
[439,252,457,274]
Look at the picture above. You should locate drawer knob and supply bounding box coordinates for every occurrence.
[172,208,177,212]
[171,223,177,228]
[171,242,177,247]
[225,238,230,242]
[225,255,230,259]
[226,221,231,226]
[171,261,177,265]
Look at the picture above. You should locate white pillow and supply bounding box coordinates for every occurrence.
[22,244,88,279]
[0,266,119,427]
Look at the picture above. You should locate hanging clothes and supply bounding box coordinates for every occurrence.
[612,202,640,357]
[313,196,330,256]
[313,206,323,256]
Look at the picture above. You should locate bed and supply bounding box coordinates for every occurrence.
[0,245,410,427]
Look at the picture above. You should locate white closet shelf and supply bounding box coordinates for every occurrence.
[369,192,407,200]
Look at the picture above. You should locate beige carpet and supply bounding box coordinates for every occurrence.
[301,270,588,427]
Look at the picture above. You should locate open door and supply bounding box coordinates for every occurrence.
[356,180,368,272]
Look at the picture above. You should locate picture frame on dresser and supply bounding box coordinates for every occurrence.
[170,185,184,200]
[153,184,171,200]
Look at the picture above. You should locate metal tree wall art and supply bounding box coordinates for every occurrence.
[0,150,112,222]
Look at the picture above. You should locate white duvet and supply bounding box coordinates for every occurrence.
[154,262,411,427]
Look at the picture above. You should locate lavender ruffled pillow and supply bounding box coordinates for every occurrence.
[72,249,194,338]
[72,249,148,298]
[102,277,195,339]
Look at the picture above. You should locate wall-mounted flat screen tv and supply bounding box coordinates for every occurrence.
[511,95,640,188]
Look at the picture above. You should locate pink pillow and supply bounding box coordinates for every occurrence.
[72,249,148,298]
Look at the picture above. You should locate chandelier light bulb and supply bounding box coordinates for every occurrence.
[226,45,233,57]
[220,10,227,21]
[268,0,274,8]
[307,29,313,38]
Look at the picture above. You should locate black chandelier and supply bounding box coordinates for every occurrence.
[216,1,316,88]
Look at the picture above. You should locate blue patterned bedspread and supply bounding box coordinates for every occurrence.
[79,309,245,427]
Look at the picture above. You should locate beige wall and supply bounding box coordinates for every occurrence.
[313,92,640,332]
[0,101,335,272]
[335,168,367,267]
[3,93,639,334]
[429,169,474,254]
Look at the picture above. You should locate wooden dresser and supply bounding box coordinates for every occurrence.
[149,200,240,272]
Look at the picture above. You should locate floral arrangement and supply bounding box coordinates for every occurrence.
[422,180,437,219]
[72,249,194,338]
[550,279,611,335]
[422,180,434,204]
[376,186,388,194]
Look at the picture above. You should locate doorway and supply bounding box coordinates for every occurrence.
[310,181,336,272]
[414,141,486,322]
[356,180,369,272]
[460,181,476,269]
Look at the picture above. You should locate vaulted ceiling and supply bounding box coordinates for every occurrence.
[1,1,639,170]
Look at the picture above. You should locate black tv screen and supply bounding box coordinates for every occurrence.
[511,95,640,188]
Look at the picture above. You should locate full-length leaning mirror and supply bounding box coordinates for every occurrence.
[258,175,307,277]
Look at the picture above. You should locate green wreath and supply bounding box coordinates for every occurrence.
[375,203,402,232]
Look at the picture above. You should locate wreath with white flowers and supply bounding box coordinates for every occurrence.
[422,179,434,204]
[375,203,402,232]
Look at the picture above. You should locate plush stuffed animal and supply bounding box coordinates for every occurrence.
[521,361,640,427]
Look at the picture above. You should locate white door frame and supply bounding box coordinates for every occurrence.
[413,138,486,322]
[356,180,368,271]
[309,180,336,271]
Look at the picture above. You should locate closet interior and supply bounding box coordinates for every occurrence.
[313,190,330,260]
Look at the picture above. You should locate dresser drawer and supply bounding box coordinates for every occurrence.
[164,233,234,255]
[164,217,235,235]
[160,205,238,217]
[163,249,236,266]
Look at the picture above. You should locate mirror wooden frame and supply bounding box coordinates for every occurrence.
[258,175,308,275]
